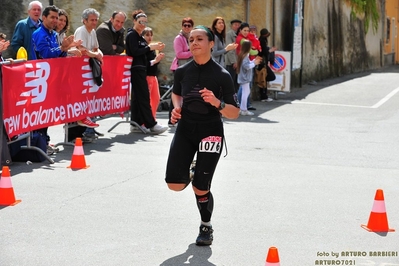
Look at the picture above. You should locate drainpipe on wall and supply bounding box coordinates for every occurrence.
[246,0,250,23]
[49,0,53,5]
[272,0,275,44]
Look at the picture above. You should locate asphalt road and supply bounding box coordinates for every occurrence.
[1,66,399,266]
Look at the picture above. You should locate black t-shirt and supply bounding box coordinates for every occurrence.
[173,58,239,122]
[146,49,158,76]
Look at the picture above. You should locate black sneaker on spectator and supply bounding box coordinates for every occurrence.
[94,129,104,137]
[248,106,256,111]
[196,225,214,246]
[82,132,97,143]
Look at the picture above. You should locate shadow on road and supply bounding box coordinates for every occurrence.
[159,243,216,266]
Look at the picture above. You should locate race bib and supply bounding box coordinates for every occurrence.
[199,136,222,153]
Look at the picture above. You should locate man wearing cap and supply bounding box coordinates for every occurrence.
[225,19,241,92]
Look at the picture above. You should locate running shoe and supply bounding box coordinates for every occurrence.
[196,225,214,246]
[261,98,273,102]
[150,123,168,134]
[94,129,104,137]
[240,110,254,116]
[77,117,99,128]
[46,145,56,155]
[130,125,150,133]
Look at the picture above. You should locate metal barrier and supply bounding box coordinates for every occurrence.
[107,111,147,133]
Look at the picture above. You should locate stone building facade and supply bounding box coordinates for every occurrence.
[0,0,389,90]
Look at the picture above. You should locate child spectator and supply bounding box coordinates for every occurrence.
[236,40,261,116]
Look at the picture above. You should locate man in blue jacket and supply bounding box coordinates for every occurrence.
[31,5,82,154]
[31,5,81,59]
[11,1,43,60]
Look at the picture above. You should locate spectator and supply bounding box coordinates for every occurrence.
[11,1,43,60]
[54,10,83,58]
[236,22,260,111]
[73,8,104,142]
[249,25,258,38]
[89,11,126,139]
[55,9,69,46]
[225,19,241,93]
[210,17,237,68]
[31,5,82,154]
[125,10,168,134]
[235,22,260,59]
[0,33,10,61]
[74,8,103,63]
[170,17,194,71]
[0,33,12,164]
[32,6,81,60]
[236,40,261,116]
[142,27,165,120]
[168,17,194,126]
[258,28,277,102]
[96,11,126,55]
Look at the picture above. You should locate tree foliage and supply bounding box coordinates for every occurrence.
[347,0,380,33]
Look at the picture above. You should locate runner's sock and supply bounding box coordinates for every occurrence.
[195,191,214,223]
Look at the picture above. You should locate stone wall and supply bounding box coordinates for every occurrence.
[0,0,24,59]
[302,0,384,83]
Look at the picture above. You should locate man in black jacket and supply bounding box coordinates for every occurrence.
[96,11,126,55]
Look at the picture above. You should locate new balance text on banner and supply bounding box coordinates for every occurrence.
[2,56,132,137]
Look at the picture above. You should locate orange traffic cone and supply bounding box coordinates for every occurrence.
[361,189,395,232]
[0,166,21,206]
[67,138,90,169]
[265,246,280,266]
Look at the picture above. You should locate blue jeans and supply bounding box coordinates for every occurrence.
[84,127,95,135]
[237,85,251,108]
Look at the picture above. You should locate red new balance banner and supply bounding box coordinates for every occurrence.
[2,56,132,137]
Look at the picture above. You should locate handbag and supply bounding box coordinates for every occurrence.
[9,132,47,162]
[89,57,103,86]
[255,67,267,89]
[268,51,275,65]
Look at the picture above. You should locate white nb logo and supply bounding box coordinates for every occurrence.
[82,58,101,94]
[122,57,132,90]
[16,62,50,106]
